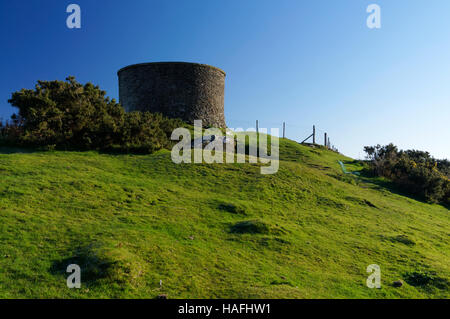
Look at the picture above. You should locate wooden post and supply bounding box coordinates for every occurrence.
[256,120,259,135]
[313,125,316,144]
[324,133,327,147]
[282,122,285,139]
[300,133,314,144]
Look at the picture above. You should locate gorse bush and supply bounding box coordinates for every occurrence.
[364,144,450,205]
[0,116,23,146]
[3,76,185,153]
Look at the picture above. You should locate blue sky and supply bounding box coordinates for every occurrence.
[1,0,449,159]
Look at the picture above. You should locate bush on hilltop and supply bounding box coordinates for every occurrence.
[2,76,185,153]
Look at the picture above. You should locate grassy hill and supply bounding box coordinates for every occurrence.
[0,138,448,299]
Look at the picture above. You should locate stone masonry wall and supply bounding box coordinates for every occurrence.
[118,62,226,128]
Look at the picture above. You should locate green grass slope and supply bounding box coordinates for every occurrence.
[0,139,448,299]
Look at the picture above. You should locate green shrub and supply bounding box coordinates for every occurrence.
[5,76,185,153]
[0,117,23,146]
[364,144,449,204]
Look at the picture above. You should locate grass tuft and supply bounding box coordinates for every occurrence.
[230,220,270,234]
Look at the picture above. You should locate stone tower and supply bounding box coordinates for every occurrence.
[117,62,226,128]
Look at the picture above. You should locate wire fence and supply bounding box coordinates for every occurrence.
[226,119,338,151]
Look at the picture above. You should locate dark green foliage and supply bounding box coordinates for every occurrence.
[0,118,23,146]
[364,144,450,204]
[109,111,185,154]
[4,77,185,153]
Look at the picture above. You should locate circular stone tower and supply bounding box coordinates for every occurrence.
[117,62,226,128]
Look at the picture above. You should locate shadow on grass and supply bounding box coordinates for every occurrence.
[0,146,41,154]
[229,220,270,234]
[338,161,449,209]
[0,145,164,156]
[359,174,450,209]
[342,159,362,165]
[361,175,425,201]
[49,245,116,287]
[49,243,144,290]
[404,270,450,291]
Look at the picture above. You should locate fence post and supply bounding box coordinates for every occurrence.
[313,125,316,144]
[324,133,327,147]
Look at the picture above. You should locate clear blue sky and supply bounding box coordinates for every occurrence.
[1,0,449,159]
